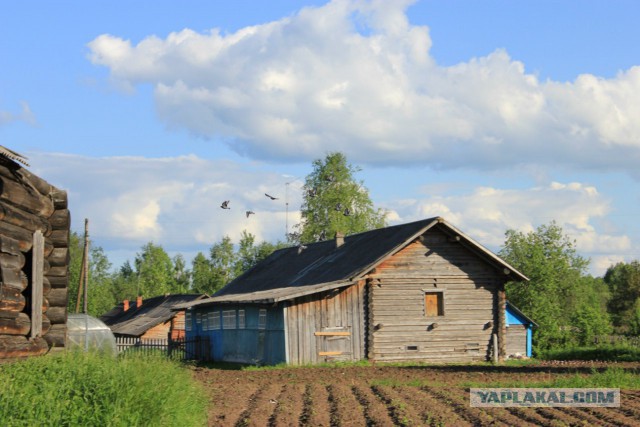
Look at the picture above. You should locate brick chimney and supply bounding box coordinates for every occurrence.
[123,299,129,312]
[335,231,345,248]
[136,296,143,308]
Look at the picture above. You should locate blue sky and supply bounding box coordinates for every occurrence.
[2,0,640,275]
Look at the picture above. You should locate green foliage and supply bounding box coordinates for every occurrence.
[296,152,386,244]
[0,351,208,426]
[500,222,612,352]
[463,367,640,389]
[134,242,176,297]
[191,232,286,295]
[67,231,116,316]
[540,343,640,362]
[550,367,640,389]
[604,261,640,334]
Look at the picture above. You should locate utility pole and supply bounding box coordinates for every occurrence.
[75,219,90,313]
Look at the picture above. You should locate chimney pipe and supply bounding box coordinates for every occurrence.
[136,296,143,308]
[123,300,129,312]
[335,231,345,248]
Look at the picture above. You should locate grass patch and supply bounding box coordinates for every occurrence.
[462,367,640,389]
[0,351,208,426]
[540,344,640,362]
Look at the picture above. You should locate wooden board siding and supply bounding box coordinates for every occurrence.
[367,229,506,363]
[286,281,366,365]
[506,325,527,357]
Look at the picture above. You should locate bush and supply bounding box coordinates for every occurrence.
[0,351,207,426]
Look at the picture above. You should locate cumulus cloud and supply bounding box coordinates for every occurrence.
[28,151,632,276]
[385,181,631,275]
[29,152,303,255]
[87,0,640,173]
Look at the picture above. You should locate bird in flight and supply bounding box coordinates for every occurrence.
[265,193,278,200]
[246,210,255,218]
[220,200,230,209]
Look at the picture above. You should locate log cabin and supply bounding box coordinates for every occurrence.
[178,217,529,365]
[0,147,70,358]
[100,294,206,340]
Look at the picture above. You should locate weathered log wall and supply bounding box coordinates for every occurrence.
[0,159,70,358]
[366,226,508,363]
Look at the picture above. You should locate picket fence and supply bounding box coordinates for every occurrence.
[115,336,211,361]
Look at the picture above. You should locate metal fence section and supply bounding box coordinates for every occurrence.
[115,336,211,361]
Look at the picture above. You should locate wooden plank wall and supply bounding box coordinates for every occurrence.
[367,228,505,363]
[0,161,70,358]
[286,282,366,365]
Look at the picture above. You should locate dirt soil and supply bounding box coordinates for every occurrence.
[192,362,640,426]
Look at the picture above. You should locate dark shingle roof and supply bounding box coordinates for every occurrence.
[179,217,527,309]
[100,294,204,336]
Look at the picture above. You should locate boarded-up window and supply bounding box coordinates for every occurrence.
[258,309,267,330]
[424,291,444,316]
[210,311,221,330]
[238,310,245,329]
[223,310,236,329]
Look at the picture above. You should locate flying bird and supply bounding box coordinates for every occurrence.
[343,208,351,216]
[246,210,255,218]
[265,193,278,200]
[220,200,230,209]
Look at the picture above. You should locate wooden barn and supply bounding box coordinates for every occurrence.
[179,217,528,365]
[0,147,70,358]
[100,294,205,340]
[505,301,537,358]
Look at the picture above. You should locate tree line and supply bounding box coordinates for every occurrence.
[68,152,640,355]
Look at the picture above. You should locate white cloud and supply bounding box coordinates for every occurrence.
[28,151,633,276]
[386,181,631,275]
[29,152,303,258]
[0,101,36,127]
[87,0,640,173]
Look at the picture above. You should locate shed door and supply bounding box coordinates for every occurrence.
[315,327,352,361]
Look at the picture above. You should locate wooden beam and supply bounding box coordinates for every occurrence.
[31,230,44,338]
[314,331,351,336]
[318,351,343,356]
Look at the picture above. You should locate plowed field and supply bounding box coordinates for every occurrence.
[192,362,640,426]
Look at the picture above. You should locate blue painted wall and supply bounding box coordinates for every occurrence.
[186,304,286,365]
[505,305,534,357]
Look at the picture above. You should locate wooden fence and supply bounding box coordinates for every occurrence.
[115,336,211,361]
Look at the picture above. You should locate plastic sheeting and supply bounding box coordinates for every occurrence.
[67,313,117,354]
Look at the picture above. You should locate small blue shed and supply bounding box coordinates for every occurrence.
[505,301,537,358]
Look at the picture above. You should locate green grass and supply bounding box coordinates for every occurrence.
[462,367,640,389]
[540,344,640,362]
[0,351,208,426]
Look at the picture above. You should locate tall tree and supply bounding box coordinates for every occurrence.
[134,242,175,297]
[296,152,386,244]
[499,221,611,351]
[191,252,216,295]
[67,231,115,316]
[604,261,640,334]
[208,236,237,293]
[172,254,191,294]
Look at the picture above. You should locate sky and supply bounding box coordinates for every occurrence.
[2,0,640,276]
